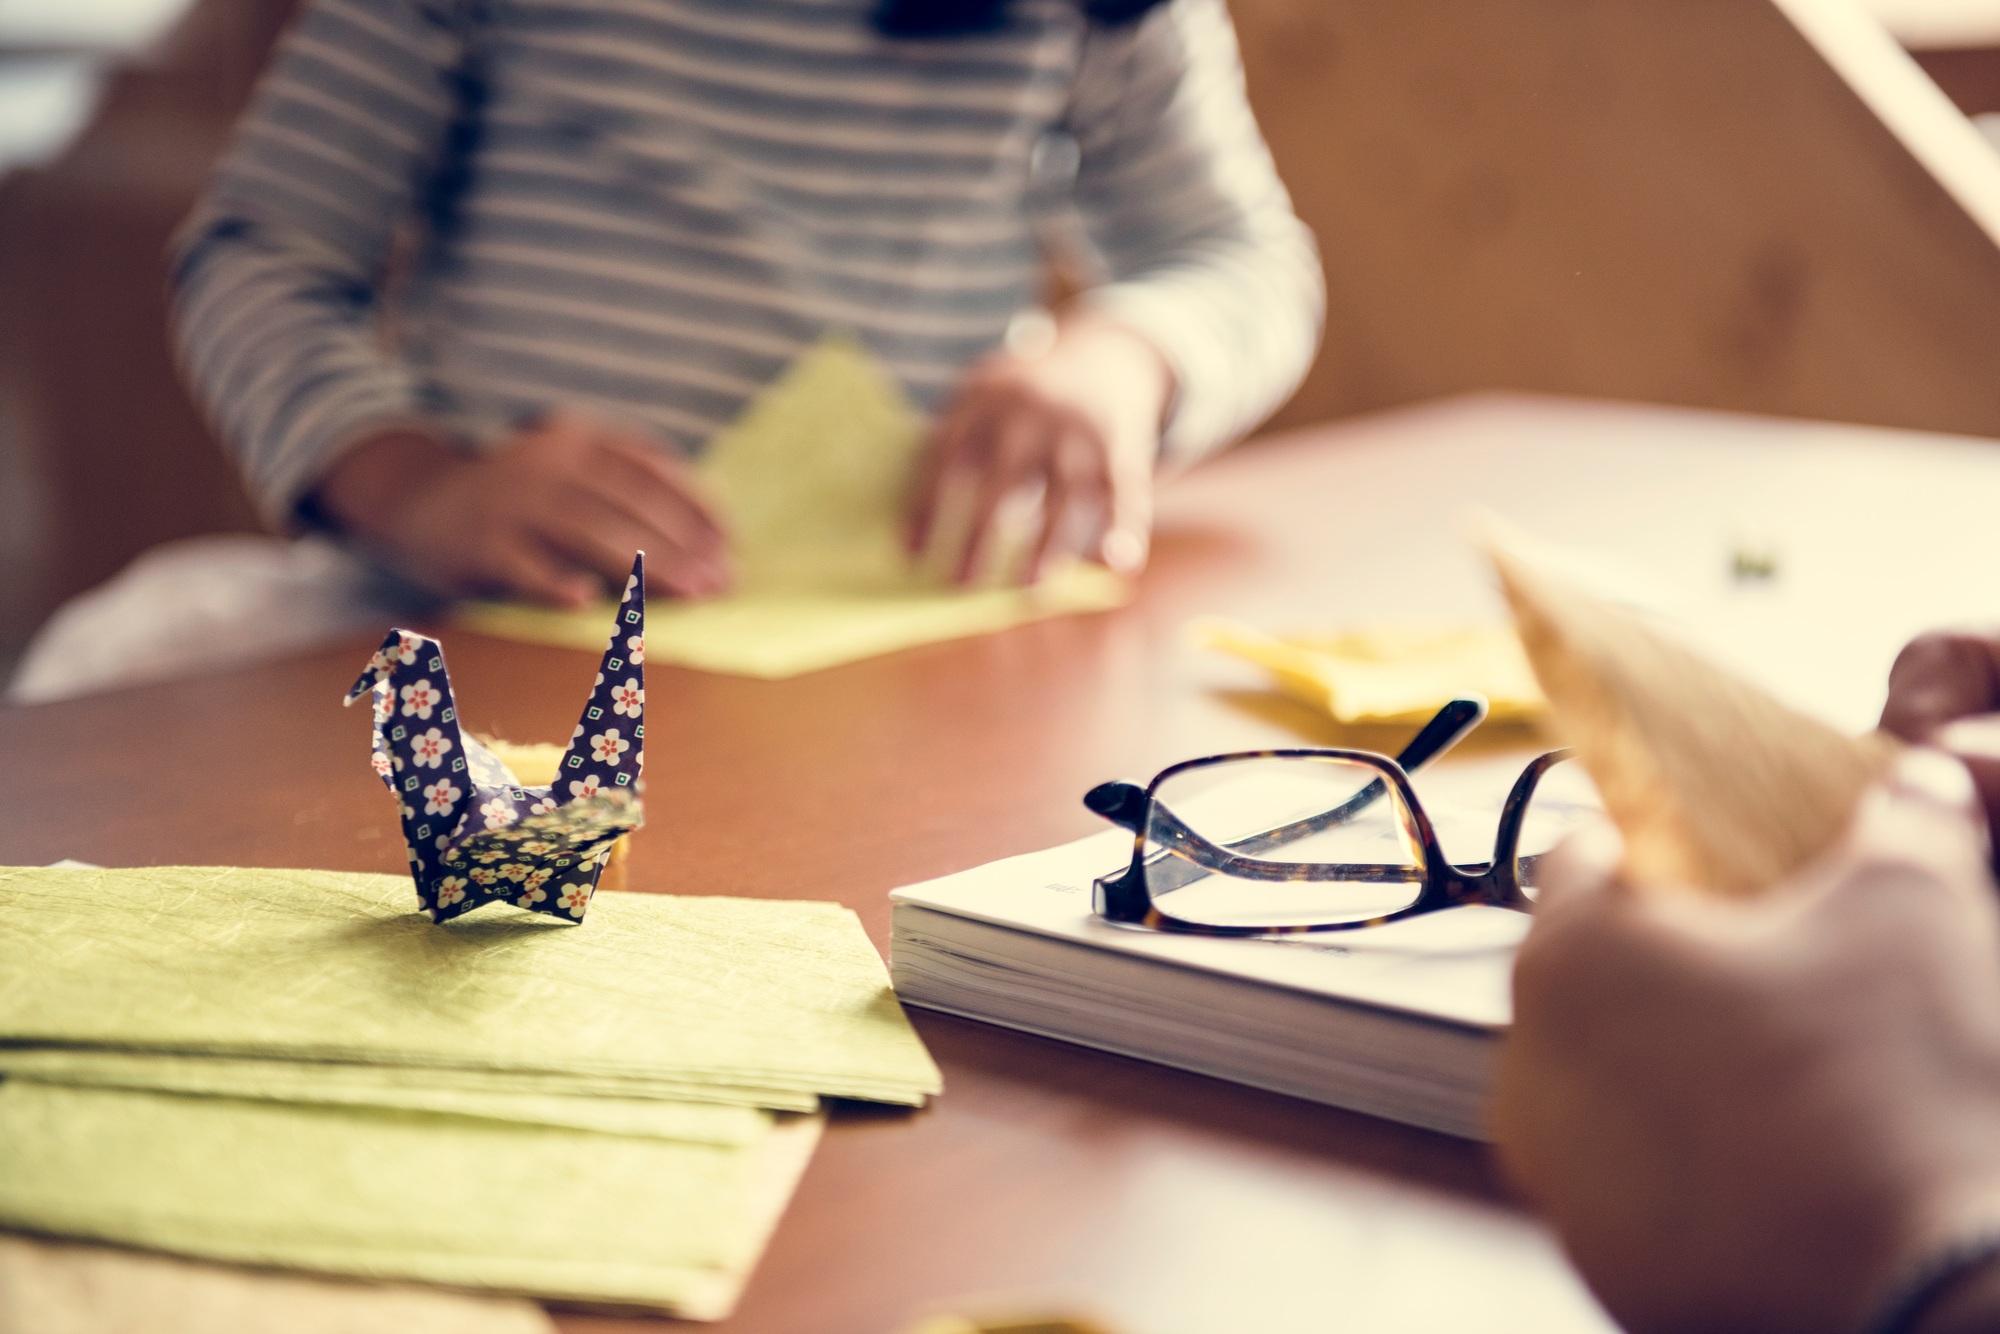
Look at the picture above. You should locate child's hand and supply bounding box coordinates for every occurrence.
[908,311,1173,585]
[311,410,731,607]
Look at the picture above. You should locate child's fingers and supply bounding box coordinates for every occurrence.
[536,500,726,600]
[1098,439,1151,577]
[593,436,730,557]
[1025,427,1109,584]
[554,440,732,594]
[1024,455,1076,586]
[605,434,728,537]
[579,484,731,593]
[953,414,1042,585]
[482,535,601,609]
[907,398,980,556]
[635,548,731,600]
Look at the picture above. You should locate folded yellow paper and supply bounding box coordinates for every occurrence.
[476,738,565,784]
[0,1081,819,1319]
[458,336,1127,677]
[1194,617,1548,726]
[466,574,1126,679]
[703,331,928,596]
[0,866,942,1106]
[1479,521,1890,898]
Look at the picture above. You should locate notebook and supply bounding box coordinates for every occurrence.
[889,774,1532,1140]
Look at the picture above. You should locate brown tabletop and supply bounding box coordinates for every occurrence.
[12,394,2000,1334]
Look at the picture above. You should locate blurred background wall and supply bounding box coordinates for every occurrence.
[5,0,2000,675]
[0,0,292,670]
[1242,0,2000,436]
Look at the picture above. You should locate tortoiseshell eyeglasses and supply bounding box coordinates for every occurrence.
[1082,697,1602,936]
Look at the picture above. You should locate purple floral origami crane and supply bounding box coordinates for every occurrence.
[344,555,647,924]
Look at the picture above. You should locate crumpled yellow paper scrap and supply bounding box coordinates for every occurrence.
[0,1081,819,1319]
[1195,617,1548,726]
[476,738,565,785]
[0,1049,771,1142]
[476,737,633,889]
[0,867,941,1105]
[457,336,1127,677]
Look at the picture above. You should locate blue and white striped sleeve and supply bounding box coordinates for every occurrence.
[170,0,470,528]
[1065,0,1323,464]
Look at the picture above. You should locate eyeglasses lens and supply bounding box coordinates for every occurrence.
[1143,757,1427,929]
[1513,757,1611,900]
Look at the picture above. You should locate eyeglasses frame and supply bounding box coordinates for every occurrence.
[1083,698,1576,936]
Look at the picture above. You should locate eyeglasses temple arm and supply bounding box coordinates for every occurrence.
[1083,780,1149,832]
[1084,695,1486,839]
[1085,695,1491,896]
[1210,693,1489,860]
[1394,695,1488,773]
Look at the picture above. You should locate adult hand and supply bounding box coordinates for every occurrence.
[1882,630,2000,856]
[310,411,731,607]
[907,310,1173,585]
[1492,760,2000,1334]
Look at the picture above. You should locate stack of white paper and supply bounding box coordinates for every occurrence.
[890,826,1523,1139]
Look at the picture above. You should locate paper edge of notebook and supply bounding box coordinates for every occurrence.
[888,849,1513,1037]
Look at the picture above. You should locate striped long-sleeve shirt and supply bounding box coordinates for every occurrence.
[171,0,1323,527]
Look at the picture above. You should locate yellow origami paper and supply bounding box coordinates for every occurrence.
[1195,618,1548,726]
[0,1081,819,1318]
[702,332,930,596]
[0,866,942,1106]
[458,336,1127,677]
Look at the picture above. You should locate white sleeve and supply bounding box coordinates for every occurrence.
[1065,0,1324,463]
[171,0,471,526]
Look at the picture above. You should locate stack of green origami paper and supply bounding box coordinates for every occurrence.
[0,866,941,1319]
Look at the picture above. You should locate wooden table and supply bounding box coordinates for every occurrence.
[11,395,2000,1334]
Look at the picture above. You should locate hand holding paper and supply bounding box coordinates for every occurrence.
[461,338,1127,676]
[909,310,1171,583]
[1493,770,2000,1334]
[310,413,729,605]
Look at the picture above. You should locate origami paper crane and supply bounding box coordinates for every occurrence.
[344,555,647,923]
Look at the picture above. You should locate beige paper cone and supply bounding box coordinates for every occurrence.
[1478,523,1893,897]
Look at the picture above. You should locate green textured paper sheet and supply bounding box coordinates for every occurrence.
[0,867,941,1105]
[0,1049,817,1116]
[0,1051,773,1142]
[456,336,1128,677]
[0,1081,820,1318]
